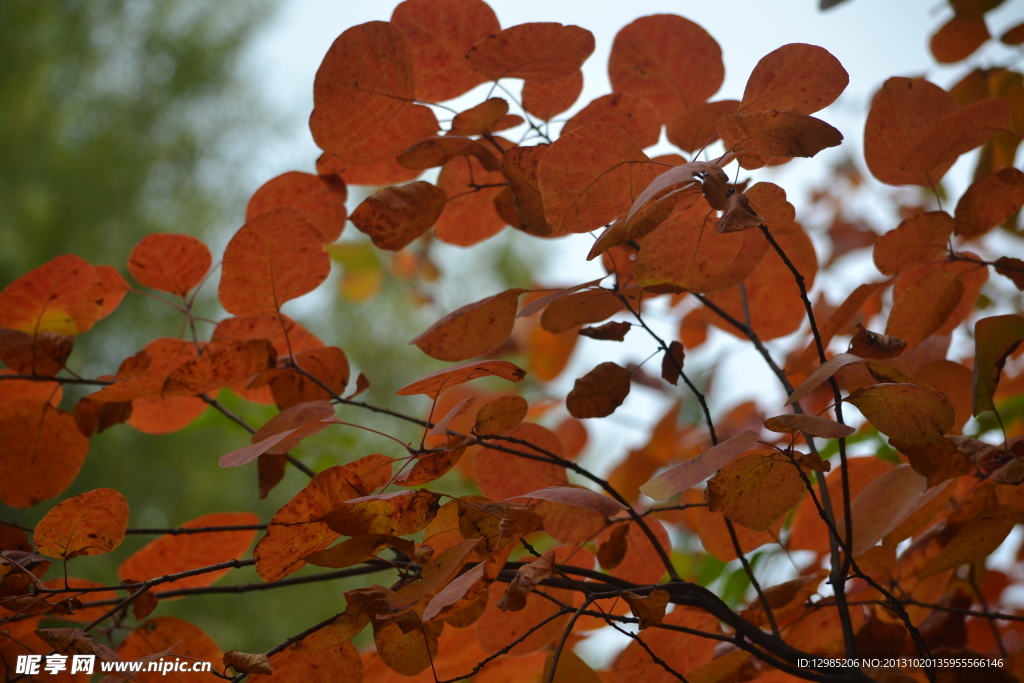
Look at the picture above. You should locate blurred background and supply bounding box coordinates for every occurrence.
[1,0,1021,659]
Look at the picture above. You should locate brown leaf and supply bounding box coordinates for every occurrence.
[596,523,629,570]
[579,321,631,342]
[660,341,685,385]
[848,324,907,359]
[621,587,670,629]
[410,289,523,362]
[449,97,510,136]
[995,256,1024,290]
[715,192,764,234]
[397,435,471,486]
[325,490,442,536]
[786,353,864,405]
[497,551,555,611]
[837,464,930,555]
[501,144,552,236]
[34,489,128,560]
[349,182,446,251]
[540,289,623,334]
[224,651,273,676]
[666,100,739,152]
[566,362,631,418]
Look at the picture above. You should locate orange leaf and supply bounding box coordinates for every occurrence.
[310,22,414,155]
[163,339,275,397]
[837,464,930,555]
[621,587,670,630]
[118,617,222,683]
[325,490,442,536]
[786,353,864,405]
[704,216,818,341]
[609,15,723,122]
[449,98,512,136]
[544,650,601,683]
[0,401,89,508]
[640,429,759,501]
[902,97,1012,174]
[497,550,555,612]
[890,436,974,488]
[396,359,526,399]
[213,315,322,361]
[256,346,351,410]
[220,402,338,467]
[872,211,954,275]
[473,395,528,436]
[666,100,739,152]
[864,77,959,186]
[954,167,1024,238]
[251,641,363,683]
[973,314,1024,415]
[246,172,348,244]
[304,534,416,569]
[397,136,501,172]
[612,606,720,678]
[541,289,623,334]
[34,489,128,560]
[538,123,658,233]
[921,506,1024,578]
[127,234,211,296]
[352,181,444,253]
[522,71,583,121]
[475,422,568,500]
[435,152,508,246]
[391,0,499,102]
[465,23,594,81]
[410,290,523,361]
[635,208,769,294]
[930,15,989,64]
[118,513,259,591]
[0,255,102,335]
[563,93,662,148]
[739,44,848,115]
[253,466,364,582]
[846,383,955,442]
[763,414,854,439]
[475,581,573,656]
[501,144,552,236]
[885,269,964,346]
[566,362,631,418]
[706,452,806,531]
[718,110,843,158]
[396,435,470,486]
[219,207,330,316]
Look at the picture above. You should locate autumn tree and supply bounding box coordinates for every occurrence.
[2,1,1024,682]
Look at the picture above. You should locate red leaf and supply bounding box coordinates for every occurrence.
[219,207,330,316]
[247,172,348,244]
[465,23,595,82]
